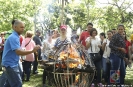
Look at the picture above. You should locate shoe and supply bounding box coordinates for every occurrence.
[98,83,103,87]
[91,83,95,87]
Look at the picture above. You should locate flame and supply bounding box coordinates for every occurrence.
[59,44,85,68]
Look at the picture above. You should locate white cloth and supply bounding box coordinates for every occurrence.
[42,40,53,58]
[86,37,101,53]
[102,39,111,58]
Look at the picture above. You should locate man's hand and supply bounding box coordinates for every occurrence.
[32,45,41,52]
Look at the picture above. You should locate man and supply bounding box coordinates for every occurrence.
[79,23,93,47]
[1,20,40,87]
[33,30,42,74]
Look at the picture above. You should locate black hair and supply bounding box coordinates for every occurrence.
[117,24,125,29]
[12,19,18,25]
[87,23,93,26]
[124,31,127,40]
[107,30,113,34]
[112,29,116,30]
[90,28,97,36]
[100,32,106,38]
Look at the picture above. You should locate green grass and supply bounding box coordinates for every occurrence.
[0,64,133,87]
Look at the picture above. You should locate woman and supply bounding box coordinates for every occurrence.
[109,24,127,85]
[0,32,5,71]
[86,28,103,87]
[21,31,35,81]
[43,25,69,87]
[53,25,70,50]
[102,30,113,84]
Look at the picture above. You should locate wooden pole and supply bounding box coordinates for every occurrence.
[61,0,64,25]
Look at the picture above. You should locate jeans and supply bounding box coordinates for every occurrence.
[3,66,22,87]
[102,57,110,83]
[109,53,125,85]
[0,72,7,87]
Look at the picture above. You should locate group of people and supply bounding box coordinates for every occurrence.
[0,19,133,87]
[41,23,133,87]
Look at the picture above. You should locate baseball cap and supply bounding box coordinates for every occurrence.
[60,25,67,30]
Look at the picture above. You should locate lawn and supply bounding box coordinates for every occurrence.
[0,64,133,87]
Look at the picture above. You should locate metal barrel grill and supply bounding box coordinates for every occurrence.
[43,43,96,87]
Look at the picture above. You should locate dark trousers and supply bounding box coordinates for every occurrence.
[90,54,102,83]
[22,61,32,80]
[33,53,38,73]
[109,53,125,85]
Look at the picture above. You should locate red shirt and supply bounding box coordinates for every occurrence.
[79,31,90,47]
[20,35,23,46]
[125,40,131,54]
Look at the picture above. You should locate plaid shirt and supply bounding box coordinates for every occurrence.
[109,33,126,58]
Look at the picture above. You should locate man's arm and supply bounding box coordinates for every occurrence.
[15,45,40,56]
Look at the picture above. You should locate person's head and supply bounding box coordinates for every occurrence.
[59,25,67,36]
[36,30,41,36]
[0,32,5,37]
[12,19,18,29]
[123,31,127,40]
[117,24,125,35]
[25,31,34,38]
[13,20,25,35]
[107,30,113,39]
[90,28,98,37]
[100,32,106,40]
[52,29,59,38]
[87,23,93,32]
[112,29,117,35]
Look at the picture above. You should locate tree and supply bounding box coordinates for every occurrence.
[0,0,41,33]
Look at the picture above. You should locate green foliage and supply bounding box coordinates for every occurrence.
[0,0,41,33]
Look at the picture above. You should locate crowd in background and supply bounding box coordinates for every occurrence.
[0,19,133,87]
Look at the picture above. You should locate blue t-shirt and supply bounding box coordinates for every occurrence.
[2,31,20,67]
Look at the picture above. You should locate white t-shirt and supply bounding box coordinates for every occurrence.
[86,37,101,53]
[102,39,111,58]
[0,37,2,48]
